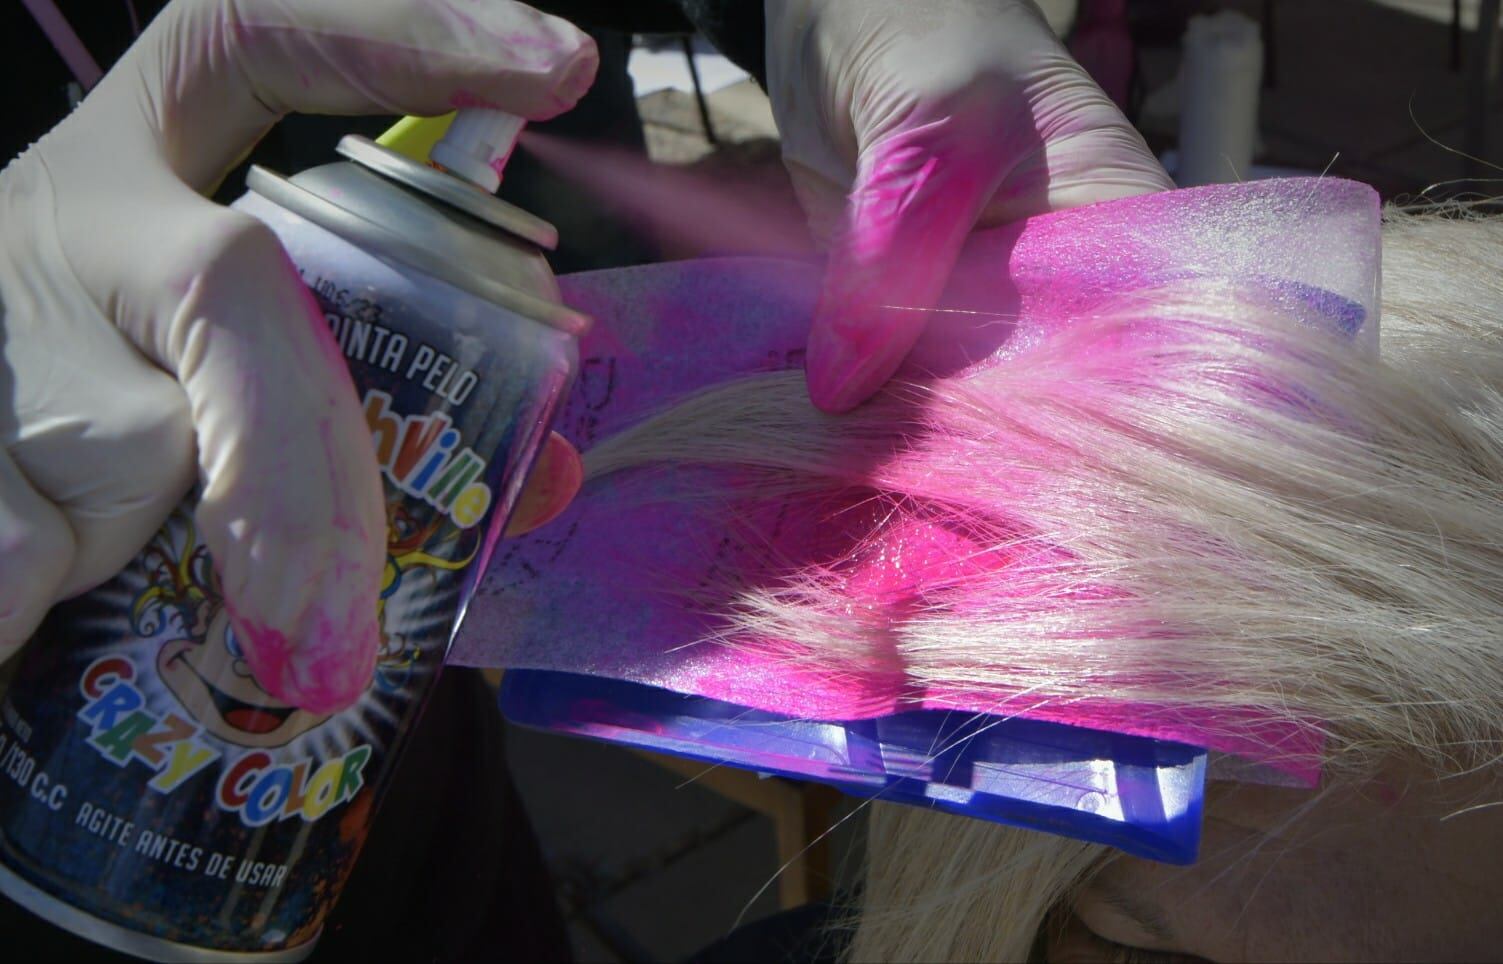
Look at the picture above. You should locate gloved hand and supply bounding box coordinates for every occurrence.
[766,0,1174,411]
[0,0,596,710]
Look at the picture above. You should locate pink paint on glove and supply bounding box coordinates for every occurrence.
[767,0,1173,412]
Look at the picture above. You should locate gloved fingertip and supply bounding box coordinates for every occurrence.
[228,603,378,715]
[805,287,926,412]
[562,34,601,103]
[515,16,599,118]
[805,339,908,413]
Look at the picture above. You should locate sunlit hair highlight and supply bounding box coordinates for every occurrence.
[584,209,1503,961]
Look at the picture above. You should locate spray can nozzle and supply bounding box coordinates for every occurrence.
[428,108,525,193]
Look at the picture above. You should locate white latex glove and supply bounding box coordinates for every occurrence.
[0,0,597,711]
[767,0,1174,411]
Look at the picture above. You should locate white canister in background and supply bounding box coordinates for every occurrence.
[1178,10,1264,187]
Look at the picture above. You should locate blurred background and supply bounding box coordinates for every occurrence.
[628,0,1503,195]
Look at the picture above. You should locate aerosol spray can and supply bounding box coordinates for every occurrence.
[0,111,585,961]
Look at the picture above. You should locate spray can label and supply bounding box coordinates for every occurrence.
[0,192,574,955]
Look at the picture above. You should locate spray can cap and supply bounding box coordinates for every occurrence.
[428,108,525,193]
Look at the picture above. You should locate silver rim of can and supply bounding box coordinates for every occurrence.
[246,165,590,338]
[0,845,318,962]
[335,136,560,252]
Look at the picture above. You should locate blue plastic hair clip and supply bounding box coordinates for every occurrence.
[500,670,1206,864]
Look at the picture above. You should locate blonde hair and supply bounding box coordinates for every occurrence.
[584,209,1503,961]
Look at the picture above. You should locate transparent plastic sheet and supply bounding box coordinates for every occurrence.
[456,179,1382,856]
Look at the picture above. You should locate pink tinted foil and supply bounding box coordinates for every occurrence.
[452,178,1381,773]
